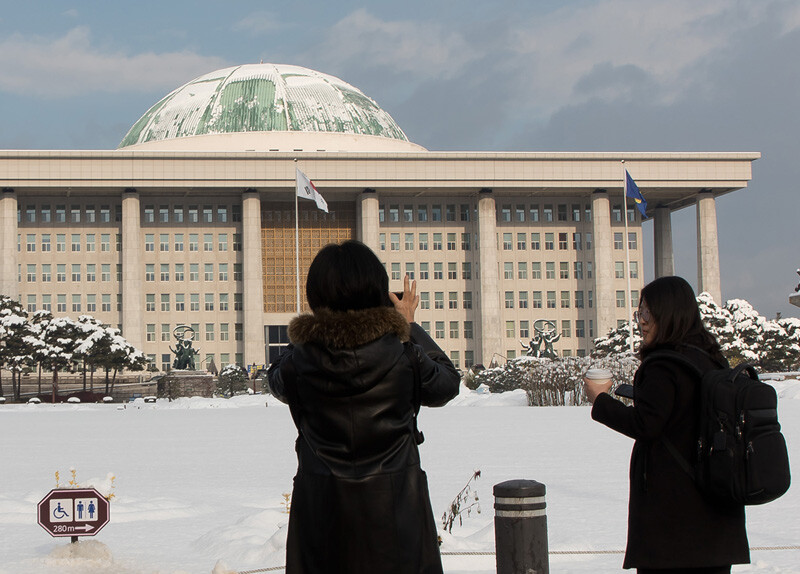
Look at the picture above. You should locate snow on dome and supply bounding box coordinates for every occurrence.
[118,63,422,152]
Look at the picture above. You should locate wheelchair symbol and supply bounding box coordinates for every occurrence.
[52,502,70,520]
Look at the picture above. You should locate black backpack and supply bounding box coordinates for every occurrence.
[644,349,791,506]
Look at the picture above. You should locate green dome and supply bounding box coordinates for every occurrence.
[119,63,411,149]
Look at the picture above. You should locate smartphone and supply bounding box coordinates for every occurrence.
[614,384,634,399]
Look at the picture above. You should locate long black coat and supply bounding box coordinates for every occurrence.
[268,306,460,574]
[591,345,749,569]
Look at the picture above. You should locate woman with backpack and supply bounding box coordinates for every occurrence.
[267,240,460,574]
[583,276,749,573]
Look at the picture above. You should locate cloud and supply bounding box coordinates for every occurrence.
[232,11,282,35]
[0,27,228,98]
[315,9,477,80]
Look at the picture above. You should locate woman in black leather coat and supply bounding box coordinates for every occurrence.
[584,276,749,574]
[268,240,460,574]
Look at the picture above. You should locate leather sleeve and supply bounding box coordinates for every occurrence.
[591,359,678,441]
[409,322,461,407]
[266,344,294,404]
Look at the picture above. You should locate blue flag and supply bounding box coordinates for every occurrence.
[625,170,647,218]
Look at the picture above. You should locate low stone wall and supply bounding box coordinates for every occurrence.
[157,372,215,399]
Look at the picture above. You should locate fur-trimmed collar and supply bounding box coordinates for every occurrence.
[288,306,410,349]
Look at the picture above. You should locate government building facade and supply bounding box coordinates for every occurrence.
[0,64,759,372]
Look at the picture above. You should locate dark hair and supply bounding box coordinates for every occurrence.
[305,240,391,312]
[639,275,723,361]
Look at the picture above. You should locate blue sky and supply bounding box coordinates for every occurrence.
[1,0,798,318]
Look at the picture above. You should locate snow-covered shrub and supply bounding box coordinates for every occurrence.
[473,353,640,406]
[217,364,248,397]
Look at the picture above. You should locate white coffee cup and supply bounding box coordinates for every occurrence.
[584,368,613,383]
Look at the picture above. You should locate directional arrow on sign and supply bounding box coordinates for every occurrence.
[73,525,95,532]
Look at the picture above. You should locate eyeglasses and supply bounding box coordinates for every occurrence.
[633,307,652,325]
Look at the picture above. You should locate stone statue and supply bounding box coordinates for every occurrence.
[170,325,200,370]
[521,320,561,359]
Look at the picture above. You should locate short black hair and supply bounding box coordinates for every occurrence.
[640,275,723,361]
[305,240,391,312]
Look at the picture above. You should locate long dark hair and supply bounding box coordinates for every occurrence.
[639,276,724,361]
[305,240,391,312]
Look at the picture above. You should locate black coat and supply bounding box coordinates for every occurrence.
[591,345,749,569]
[268,306,460,574]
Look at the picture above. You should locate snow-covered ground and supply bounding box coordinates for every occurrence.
[1,379,799,574]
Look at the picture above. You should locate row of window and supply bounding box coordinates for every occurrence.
[23,292,246,314]
[144,293,243,312]
[415,290,603,310]
[417,318,596,341]
[19,204,243,225]
[385,260,638,282]
[379,202,640,225]
[18,232,243,254]
[379,231,638,252]
[19,263,244,283]
[145,322,243,343]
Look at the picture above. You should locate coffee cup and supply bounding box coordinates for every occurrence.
[584,368,613,384]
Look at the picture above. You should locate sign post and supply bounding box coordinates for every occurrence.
[37,488,110,543]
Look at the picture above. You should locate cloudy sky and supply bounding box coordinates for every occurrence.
[1,0,798,318]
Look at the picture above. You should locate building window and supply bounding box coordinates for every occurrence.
[434,262,443,280]
[189,234,199,252]
[174,264,184,282]
[503,233,513,250]
[145,234,154,252]
[545,233,554,250]
[543,204,553,222]
[203,206,213,223]
[448,292,458,309]
[558,233,568,250]
[431,205,442,222]
[86,264,96,282]
[217,206,228,223]
[420,292,430,310]
[505,291,514,309]
[391,262,401,280]
[518,262,527,279]
[232,205,241,223]
[520,320,530,338]
[389,205,400,222]
[574,261,583,280]
[233,264,243,281]
[547,291,556,309]
[71,234,81,252]
[614,232,624,250]
[460,204,471,222]
[418,233,428,251]
[189,263,199,282]
[560,262,569,279]
[57,264,66,282]
[530,205,539,222]
[464,321,473,339]
[545,262,555,280]
[417,205,428,221]
[531,262,541,279]
[505,321,515,338]
[433,233,442,250]
[405,233,414,250]
[573,233,582,250]
[616,290,626,308]
[557,204,568,221]
[143,205,154,223]
[561,290,570,308]
[218,263,229,281]
[159,206,169,223]
[435,321,445,338]
[204,263,214,281]
[102,294,111,312]
[519,291,528,308]
[161,294,170,312]
[448,263,457,280]
[26,264,36,283]
[461,233,471,251]
[462,262,472,280]
[405,262,415,280]
[447,233,456,250]
[533,291,542,308]
[42,264,51,282]
[403,205,413,223]
[71,294,81,312]
[206,323,215,341]
[615,261,624,279]
[504,262,514,279]
[220,293,229,311]
[628,232,638,250]
[146,324,155,342]
[390,233,400,251]
[419,263,429,280]
[57,294,66,312]
[220,323,229,341]
[434,292,444,309]
[101,234,110,252]
[531,233,540,250]
[71,264,81,282]
[612,204,622,222]
[233,234,242,251]
[26,234,35,252]
[190,293,200,312]
[576,320,586,338]
[41,234,51,252]
[71,205,81,223]
[175,294,185,312]
[449,321,459,338]
[516,233,526,250]
[203,233,213,252]
[463,291,472,309]
[575,291,585,309]
[145,264,155,282]
[146,294,156,312]
[562,320,571,338]
[160,264,170,282]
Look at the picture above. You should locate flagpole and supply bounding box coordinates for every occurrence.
[294,160,301,315]
[622,160,635,353]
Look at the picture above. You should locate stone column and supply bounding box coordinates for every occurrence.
[358,189,379,250]
[696,190,722,303]
[121,189,143,350]
[242,190,266,368]
[653,206,675,278]
[0,189,19,299]
[592,190,616,339]
[477,189,501,365]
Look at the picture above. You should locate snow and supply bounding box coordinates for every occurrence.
[2,380,799,574]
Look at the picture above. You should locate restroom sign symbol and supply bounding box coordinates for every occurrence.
[37,488,110,538]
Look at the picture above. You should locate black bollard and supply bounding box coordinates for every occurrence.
[494,479,549,574]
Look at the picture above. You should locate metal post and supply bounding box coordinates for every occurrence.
[494,479,549,574]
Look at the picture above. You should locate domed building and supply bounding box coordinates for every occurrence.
[0,63,759,376]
